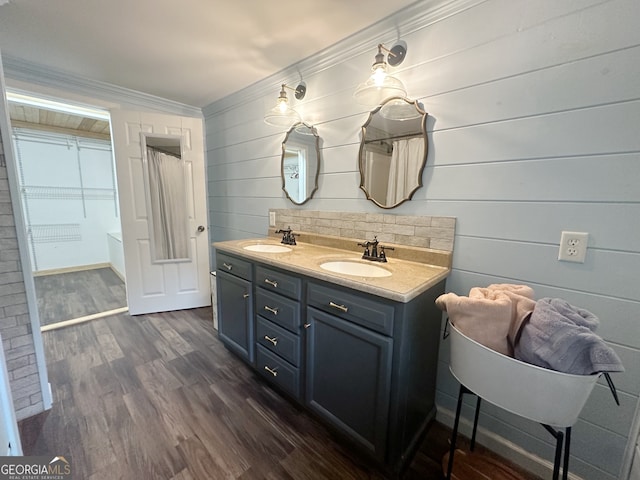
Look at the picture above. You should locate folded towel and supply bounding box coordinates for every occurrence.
[514,298,624,375]
[479,284,536,352]
[436,284,535,356]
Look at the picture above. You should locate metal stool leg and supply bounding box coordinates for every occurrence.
[470,396,482,451]
[542,424,564,480]
[562,427,572,480]
[446,384,466,480]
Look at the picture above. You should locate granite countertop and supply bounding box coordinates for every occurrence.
[213,237,450,303]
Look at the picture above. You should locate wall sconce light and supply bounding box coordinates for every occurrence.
[354,42,407,107]
[264,82,307,128]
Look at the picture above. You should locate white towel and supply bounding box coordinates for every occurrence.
[436,284,535,356]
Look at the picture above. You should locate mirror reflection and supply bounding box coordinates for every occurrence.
[281,122,320,205]
[358,97,428,209]
[141,133,190,262]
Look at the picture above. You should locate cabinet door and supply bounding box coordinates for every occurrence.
[217,270,253,363]
[306,307,392,460]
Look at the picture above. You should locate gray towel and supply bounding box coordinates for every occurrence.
[514,298,624,375]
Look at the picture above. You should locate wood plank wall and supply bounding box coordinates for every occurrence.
[203,1,640,479]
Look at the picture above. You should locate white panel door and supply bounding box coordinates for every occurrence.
[110,110,210,315]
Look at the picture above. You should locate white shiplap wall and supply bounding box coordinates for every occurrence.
[204,1,640,478]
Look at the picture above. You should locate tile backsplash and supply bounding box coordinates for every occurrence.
[270,209,456,252]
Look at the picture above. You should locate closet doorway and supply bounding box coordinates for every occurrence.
[7,92,127,330]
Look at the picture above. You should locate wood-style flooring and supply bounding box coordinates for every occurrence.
[34,267,127,326]
[26,306,541,479]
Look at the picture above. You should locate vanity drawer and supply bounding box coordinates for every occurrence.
[255,288,301,333]
[307,282,395,336]
[256,265,302,300]
[256,316,300,367]
[216,252,252,281]
[256,345,301,400]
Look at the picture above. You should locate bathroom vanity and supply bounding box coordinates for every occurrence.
[213,235,450,476]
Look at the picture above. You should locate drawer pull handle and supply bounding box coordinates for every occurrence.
[223,262,233,271]
[264,305,279,315]
[243,293,250,299]
[264,365,278,377]
[264,278,278,288]
[304,323,311,329]
[264,335,278,346]
[329,301,349,313]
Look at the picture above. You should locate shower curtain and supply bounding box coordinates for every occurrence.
[386,137,424,205]
[146,147,189,260]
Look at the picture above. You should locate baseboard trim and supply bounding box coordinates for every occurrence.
[33,263,111,277]
[109,264,126,283]
[40,306,128,332]
[436,406,584,480]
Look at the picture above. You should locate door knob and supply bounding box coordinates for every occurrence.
[197,225,205,233]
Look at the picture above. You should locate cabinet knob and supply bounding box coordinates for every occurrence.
[304,323,311,329]
[264,278,278,288]
[243,293,250,299]
[223,262,232,271]
[329,301,349,313]
[264,335,278,346]
[264,305,279,316]
[264,365,278,377]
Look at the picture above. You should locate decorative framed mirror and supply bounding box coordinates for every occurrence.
[140,132,190,262]
[281,122,320,205]
[358,96,428,209]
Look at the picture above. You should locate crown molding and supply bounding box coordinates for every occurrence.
[2,54,202,118]
[202,0,486,118]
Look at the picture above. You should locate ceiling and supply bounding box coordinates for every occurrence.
[9,104,111,140]
[0,0,418,108]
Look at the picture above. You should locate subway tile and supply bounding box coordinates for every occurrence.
[10,372,41,393]
[4,344,35,361]
[5,303,28,316]
[382,223,415,236]
[1,324,28,338]
[16,401,44,421]
[366,213,384,223]
[430,238,454,251]
[0,272,24,286]
[431,216,456,228]
[340,212,364,221]
[0,294,28,309]
[10,334,34,349]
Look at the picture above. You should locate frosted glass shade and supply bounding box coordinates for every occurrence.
[264,104,301,128]
[354,73,407,108]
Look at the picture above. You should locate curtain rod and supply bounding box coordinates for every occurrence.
[147,145,181,158]
[364,132,423,143]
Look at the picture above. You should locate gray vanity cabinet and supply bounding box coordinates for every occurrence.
[305,305,392,461]
[216,252,254,364]
[305,279,446,475]
[214,248,446,476]
[254,265,303,400]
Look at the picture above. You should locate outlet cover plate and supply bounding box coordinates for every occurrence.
[558,231,588,263]
[269,211,276,227]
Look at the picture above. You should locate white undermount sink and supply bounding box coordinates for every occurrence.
[320,260,391,278]
[243,244,292,253]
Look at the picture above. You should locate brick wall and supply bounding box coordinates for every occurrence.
[0,123,44,420]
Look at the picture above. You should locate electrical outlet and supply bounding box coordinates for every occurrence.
[558,231,588,263]
[269,211,276,227]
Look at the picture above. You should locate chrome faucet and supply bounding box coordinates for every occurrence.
[275,226,297,245]
[357,236,394,262]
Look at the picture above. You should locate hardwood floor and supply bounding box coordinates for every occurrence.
[26,307,541,479]
[34,267,127,326]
